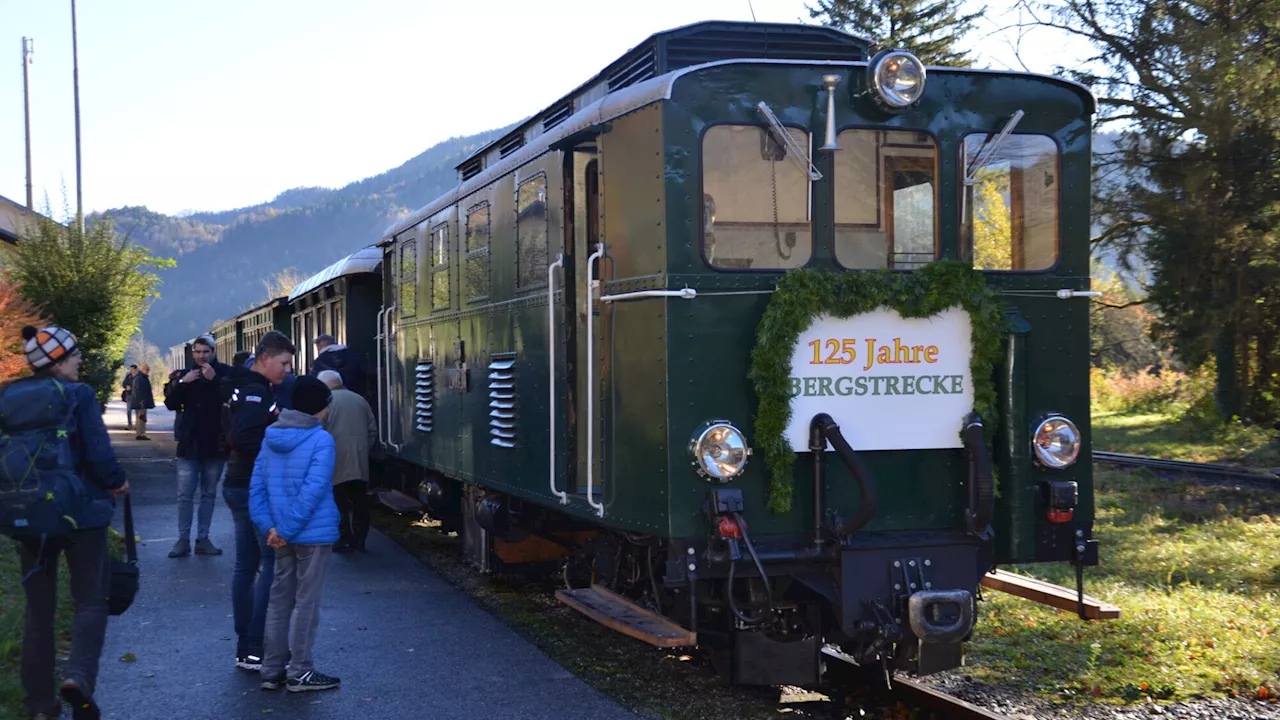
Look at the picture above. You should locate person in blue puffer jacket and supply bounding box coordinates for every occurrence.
[248,376,342,694]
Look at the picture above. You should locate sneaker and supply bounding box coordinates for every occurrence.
[236,653,262,671]
[286,670,340,693]
[194,538,223,556]
[59,679,99,720]
[135,435,150,441]
[260,673,286,691]
[168,540,190,558]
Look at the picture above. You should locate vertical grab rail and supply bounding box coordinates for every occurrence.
[375,306,386,447]
[547,254,568,505]
[385,303,400,452]
[585,244,605,517]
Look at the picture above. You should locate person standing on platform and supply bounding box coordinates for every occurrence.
[3,326,129,720]
[122,365,137,430]
[129,363,155,441]
[251,376,342,693]
[165,335,229,558]
[223,331,293,671]
[317,370,376,551]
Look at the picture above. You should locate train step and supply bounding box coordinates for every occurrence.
[982,569,1121,620]
[376,489,425,514]
[555,584,696,648]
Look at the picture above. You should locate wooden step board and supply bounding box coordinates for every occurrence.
[982,569,1121,620]
[376,489,424,514]
[555,584,696,648]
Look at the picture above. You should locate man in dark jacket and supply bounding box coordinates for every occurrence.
[5,325,129,720]
[122,364,137,429]
[129,363,156,441]
[310,334,363,395]
[222,330,295,672]
[164,335,229,558]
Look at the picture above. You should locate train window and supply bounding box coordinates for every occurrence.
[833,130,938,270]
[466,204,491,301]
[701,124,812,270]
[430,223,450,310]
[399,237,417,317]
[516,174,548,288]
[961,134,1059,271]
[330,300,343,341]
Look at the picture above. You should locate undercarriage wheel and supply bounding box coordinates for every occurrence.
[560,547,594,589]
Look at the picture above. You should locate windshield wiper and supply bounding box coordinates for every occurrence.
[964,110,1025,185]
[756,101,822,182]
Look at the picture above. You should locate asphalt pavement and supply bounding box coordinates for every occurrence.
[93,401,634,720]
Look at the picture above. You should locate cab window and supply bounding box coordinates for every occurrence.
[701,124,812,270]
[962,134,1059,271]
[833,130,938,269]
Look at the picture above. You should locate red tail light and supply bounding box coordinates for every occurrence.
[718,515,742,539]
[1046,508,1074,524]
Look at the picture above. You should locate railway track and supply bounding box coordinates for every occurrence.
[821,646,1016,720]
[1094,450,1280,485]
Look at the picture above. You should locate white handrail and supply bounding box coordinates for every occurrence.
[585,244,605,518]
[375,306,385,447]
[599,288,696,303]
[547,254,568,505]
[384,303,399,452]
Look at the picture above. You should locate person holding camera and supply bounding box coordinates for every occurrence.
[164,334,230,558]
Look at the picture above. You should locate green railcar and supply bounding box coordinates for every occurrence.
[376,21,1096,685]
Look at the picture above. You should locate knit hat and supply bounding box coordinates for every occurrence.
[291,376,332,416]
[22,325,79,370]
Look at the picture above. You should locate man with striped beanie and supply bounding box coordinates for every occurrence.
[25,326,78,369]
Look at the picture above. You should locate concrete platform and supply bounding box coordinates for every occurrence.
[94,401,633,720]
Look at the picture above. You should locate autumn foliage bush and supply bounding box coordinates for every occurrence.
[0,271,46,384]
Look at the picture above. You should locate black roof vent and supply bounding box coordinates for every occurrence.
[543,101,573,131]
[607,46,656,91]
[460,158,483,181]
[662,24,868,67]
[499,135,524,158]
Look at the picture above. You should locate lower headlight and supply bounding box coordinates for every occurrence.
[1032,415,1080,469]
[689,421,751,481]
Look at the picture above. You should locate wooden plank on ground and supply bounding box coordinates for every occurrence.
[555,584,696,648]
[376,489,424,513]
[982,569,1121,620]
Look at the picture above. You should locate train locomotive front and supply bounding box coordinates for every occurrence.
[375,22,1097,687]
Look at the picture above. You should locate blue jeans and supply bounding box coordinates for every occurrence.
[125,404,134,427]
[223,486,273,657]
[176,458,223,542]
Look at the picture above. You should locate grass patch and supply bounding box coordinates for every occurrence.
[1094,410,1280,468]
[962,469,1280,704]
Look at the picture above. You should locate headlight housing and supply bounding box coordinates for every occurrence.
[1032,415,1080,469]
[689,421,751,481]
[870,49,927,108]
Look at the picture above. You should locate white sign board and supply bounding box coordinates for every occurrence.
[785,307,973,452]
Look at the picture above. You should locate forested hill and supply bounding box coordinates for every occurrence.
[96,127,507,349]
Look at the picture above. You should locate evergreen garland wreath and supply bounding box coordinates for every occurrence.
[749,261,1008,514]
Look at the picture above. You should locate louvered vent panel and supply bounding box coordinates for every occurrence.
[499,135,524,158]
[488,353,518,449]
[606,47,656,91]
[543,101,573,131]
[414,362,434,433]
[460,159,483,181]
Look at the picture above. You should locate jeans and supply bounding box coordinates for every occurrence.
[125,403,134,427]
[223,486,274,657]
[18,527,111,717]
[334,480,370,549]
[176,458,224,542]
[262,544,333,678]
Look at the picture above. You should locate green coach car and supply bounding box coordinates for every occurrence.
[375,20,1096,685]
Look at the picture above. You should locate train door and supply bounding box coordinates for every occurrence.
[563,145,604,516]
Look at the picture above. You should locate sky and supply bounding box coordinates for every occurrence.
[0,0,1091,218]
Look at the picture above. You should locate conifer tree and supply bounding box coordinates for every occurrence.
[807,0,985,66]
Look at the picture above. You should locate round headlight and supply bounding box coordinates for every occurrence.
[871,50,926,108]
[689,421,751,481]
[1032,415,1080,469]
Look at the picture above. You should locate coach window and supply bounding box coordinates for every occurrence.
[516,175,548,288]
[833,130,938,270]
[399,237,417,317]
[701,124,812,270]
[430,223,450,310]
[961,134,1059,271]
[466,204,491,301]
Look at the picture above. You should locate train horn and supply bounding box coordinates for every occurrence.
[820,75,841,152]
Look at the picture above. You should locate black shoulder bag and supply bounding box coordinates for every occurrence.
[108,494,139,616]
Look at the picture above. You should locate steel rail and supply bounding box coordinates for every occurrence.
[821,647,1016,720]
[1094,451,1280,483]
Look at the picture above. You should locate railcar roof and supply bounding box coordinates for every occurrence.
[289,245,382,302]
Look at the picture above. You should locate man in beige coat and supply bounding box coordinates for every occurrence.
[317,370,377,551]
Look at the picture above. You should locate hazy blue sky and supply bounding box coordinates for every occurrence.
[0,0,1088,217]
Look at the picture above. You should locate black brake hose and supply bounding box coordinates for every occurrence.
[726,511,774,625]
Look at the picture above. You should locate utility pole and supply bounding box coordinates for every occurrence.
[71,0,83,230]
[22,37,34,210]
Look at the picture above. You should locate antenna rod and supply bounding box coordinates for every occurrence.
[71,0,83,230]
[22,37,34,209]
